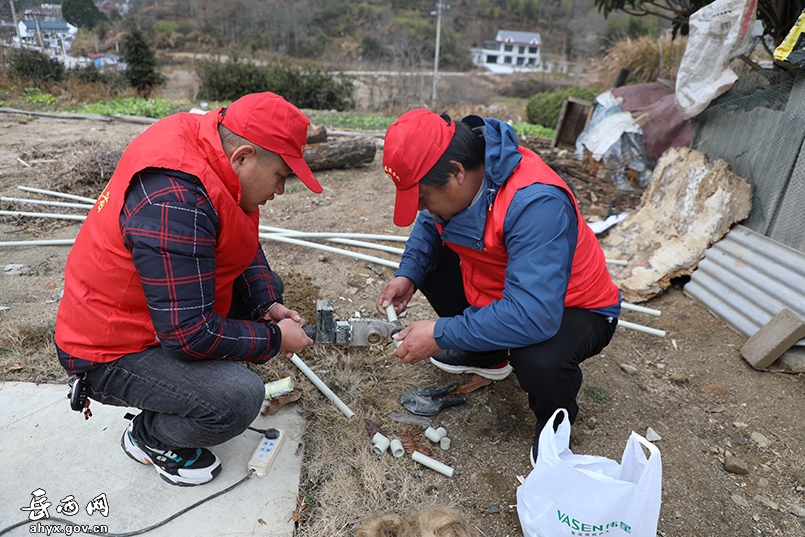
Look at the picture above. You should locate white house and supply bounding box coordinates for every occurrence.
[17,19,77,40]
[471,30,542,73]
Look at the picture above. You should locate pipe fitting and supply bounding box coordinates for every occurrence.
[389,438,405,458]
[440,436,451,450]
[425,426,447,443]
[372,432,390,455]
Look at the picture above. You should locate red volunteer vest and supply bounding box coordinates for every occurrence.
[55,110,259,363]
[444,147,619,309]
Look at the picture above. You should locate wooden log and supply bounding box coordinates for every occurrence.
[303,137,376,171]
[306,124,327,144]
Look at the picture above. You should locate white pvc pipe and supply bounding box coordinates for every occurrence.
[17,186,97,204]
[385,304,403,348]
[1,197,94,210]
[622,303,661,317]
[0,210,86,221]
[259,225,408,242]
[1,207,665,337]
[618,320,666,337]
[606,258,628,266]
[259,233,400,269]
[0,239,75,247]
[290,353,355,419]
[412,451,455,477]
[328,238,405,255]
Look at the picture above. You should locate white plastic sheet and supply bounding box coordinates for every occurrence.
[675,0,758,119]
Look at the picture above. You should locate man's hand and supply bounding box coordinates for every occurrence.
[391,320,440,364]
[376,276,416,316]
[277,318,314,358]
[263,303,303,324]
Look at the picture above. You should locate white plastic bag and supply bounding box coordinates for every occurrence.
[674,0,758,119]
[516,409,662,537]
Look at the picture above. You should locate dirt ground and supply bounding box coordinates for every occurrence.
[1,108,805,537]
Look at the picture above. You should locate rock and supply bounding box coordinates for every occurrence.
[731,494,749,508]
[724,456,749,475]
[670,372,688,383]
[598,146,752,301]
[788,503,805,518]
[3,263,31,275]
[753,495,779,511]
[750,431,771,448]
[793,470,805,487]
[757,477,770,488]
[620,364,638,375]
[645,427,662,442]
[486,505,500,514]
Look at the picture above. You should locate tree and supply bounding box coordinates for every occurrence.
[594,0,805,47]
[121,28,165,97]
[62,0,106,29]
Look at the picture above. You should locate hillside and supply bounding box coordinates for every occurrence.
[112,0,638,70]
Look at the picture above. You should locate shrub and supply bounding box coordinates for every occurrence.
[68,63,128,89]
[196,58,354,111]
[587,35,687,89]
[8,48,65,87]
[525,86,600,129]
[196,59,271,102]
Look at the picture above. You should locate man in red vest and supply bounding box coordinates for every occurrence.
[376,110,621,463]
[55,92,317,486]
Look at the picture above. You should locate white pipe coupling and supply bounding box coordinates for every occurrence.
[389,438,405,458]
[372,432,390,455]
[440,436,451,450]
[424,426,447,443]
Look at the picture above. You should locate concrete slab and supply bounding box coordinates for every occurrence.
[0,381,305,536]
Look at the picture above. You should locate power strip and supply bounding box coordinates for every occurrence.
[248,428,285,478]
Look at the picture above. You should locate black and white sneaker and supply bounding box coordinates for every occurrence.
[121,424,222,486]
[429,349,513,381]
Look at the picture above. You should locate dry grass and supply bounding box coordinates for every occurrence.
[587,34,688,89]
[0,322,61,384]
[287,346,471,536]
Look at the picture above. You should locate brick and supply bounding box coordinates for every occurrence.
[741,308,805,369]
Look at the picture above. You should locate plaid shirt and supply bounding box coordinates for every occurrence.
[57,169,282,374]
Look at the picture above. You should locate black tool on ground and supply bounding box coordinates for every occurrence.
[68,373,92,419]
[303,299,403,346]
[401,382,468,416]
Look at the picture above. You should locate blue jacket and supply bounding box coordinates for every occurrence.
[396,117,620,351]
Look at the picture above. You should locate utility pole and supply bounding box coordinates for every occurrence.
[430,2,449,105]
[9,0,20,40]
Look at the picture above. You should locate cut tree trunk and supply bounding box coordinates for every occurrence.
[306,124,327,144]
[303,137,376,171]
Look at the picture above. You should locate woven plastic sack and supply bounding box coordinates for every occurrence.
[675,0,758,119]
[516,409,662,537]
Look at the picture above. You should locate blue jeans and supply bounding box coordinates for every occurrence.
[83,344,265,451]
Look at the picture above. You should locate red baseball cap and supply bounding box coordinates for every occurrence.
[220,92,323,194]
[383,109,455,227]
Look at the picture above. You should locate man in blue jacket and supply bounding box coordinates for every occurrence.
[376,109,620,460]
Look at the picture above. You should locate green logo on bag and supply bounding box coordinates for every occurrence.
[557,511,632,535]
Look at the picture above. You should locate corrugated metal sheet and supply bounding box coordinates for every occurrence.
[684,225,805,347]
